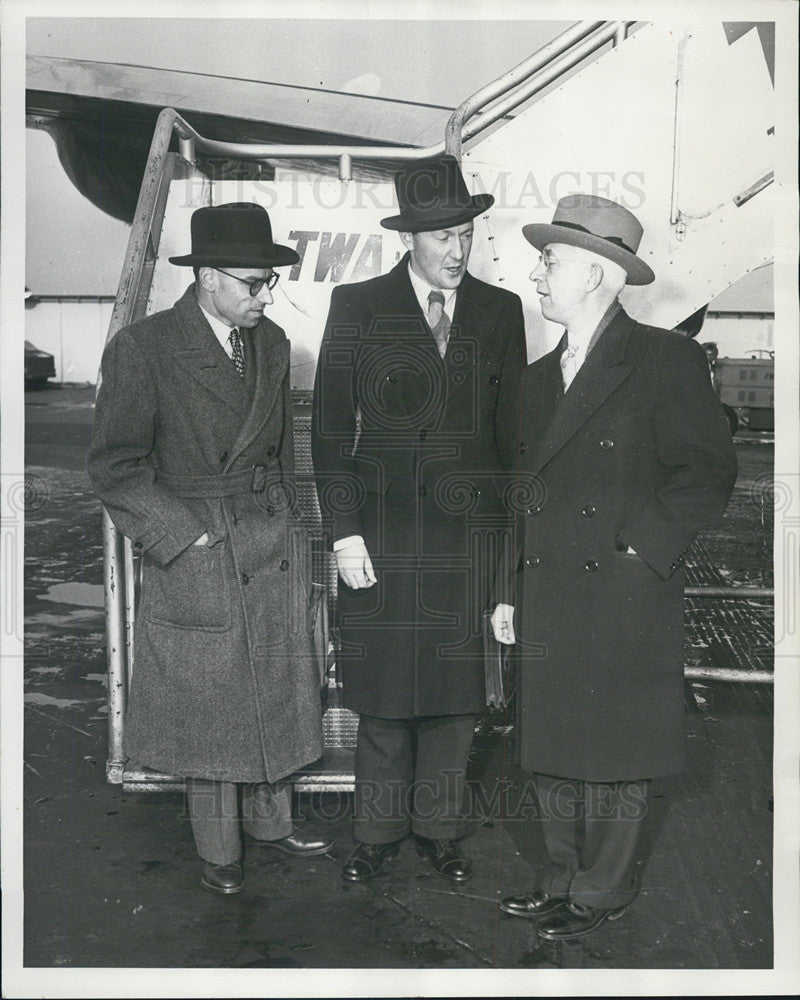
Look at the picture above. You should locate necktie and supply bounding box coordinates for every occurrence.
[560,340,579,391]
[427,290,451,358]
[229,327,245,378]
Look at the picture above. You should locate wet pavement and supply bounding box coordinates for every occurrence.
[20,384,774,972]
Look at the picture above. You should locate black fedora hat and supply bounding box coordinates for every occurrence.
[522,194,654,285]
[380,154,494,232]
[169,202,299,268]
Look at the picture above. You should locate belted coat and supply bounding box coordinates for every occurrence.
[88,285,323,783]
[497,308,737,780]
[311,254,526,718]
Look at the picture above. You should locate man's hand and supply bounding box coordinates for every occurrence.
[491,603,516,645]
[193,532,209,546]
[336,541,377,589]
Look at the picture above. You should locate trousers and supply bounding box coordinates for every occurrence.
[185,778,293,866]
[532,772,651,910]
[353,713,477,843]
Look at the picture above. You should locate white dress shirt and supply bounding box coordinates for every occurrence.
[199,302,241,361]
[406,262,458,323]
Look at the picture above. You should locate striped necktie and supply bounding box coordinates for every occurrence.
[427,291,450,358]
[229,327,245,378]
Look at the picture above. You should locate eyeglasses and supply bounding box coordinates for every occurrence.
[536,252,562,275]
[215,268,279,296]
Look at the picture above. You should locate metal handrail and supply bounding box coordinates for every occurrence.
[168,19,634,176]
[447,20,633,157]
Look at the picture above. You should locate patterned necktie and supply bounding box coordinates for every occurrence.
[427,290,451,358]
[229,327,245,378]
[560,340,579,391]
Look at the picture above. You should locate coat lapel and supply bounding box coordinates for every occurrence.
[529,308,636,475]
[226,324,290,465]
[446,271,500,403]
[380,256,447,421]
[172,286,251,419]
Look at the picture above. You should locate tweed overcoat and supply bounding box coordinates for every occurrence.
[496,308,737,781]
[88,285,323,783]
[311,254,526,718]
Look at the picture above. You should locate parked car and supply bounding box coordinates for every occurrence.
[24,341,56,390]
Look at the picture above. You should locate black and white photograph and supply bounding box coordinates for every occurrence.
[1,0,798,996]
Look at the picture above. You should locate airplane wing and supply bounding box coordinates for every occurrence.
[26,55,455,222]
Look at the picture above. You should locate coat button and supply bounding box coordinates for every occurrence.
[584,559,599,572]
[519,442,527,454]
[242,573,250,585]
[525,555,541,568]
[489,374,500,386]
[600,438,614,450]
[526,506,541,516]
[387,374,397,384]
[581,505,596,518]
[267,446,276,457]
[279,559,289,572]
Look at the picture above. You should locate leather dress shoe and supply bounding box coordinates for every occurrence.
[341,840,402,882]
[499,891,567,919]
[201,860,244,895]
[264,829,333,857]
[413,835,472,884]
[537,901,628,941]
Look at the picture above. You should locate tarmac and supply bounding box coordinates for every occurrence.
[20,384,774,973]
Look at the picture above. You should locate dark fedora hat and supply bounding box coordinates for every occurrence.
[169,202,299,268]
[380,154,494,232]
[522,194,655,285]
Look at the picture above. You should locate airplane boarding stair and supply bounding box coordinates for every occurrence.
[97,19,775,791]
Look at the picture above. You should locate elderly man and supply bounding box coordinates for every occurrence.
[312,154,526,884]
[491,194,737,939]
[89,203,330,895]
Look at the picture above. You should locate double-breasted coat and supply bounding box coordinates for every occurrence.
[88,285,323,784]
[497,307,737,781]
[311,254,526,718]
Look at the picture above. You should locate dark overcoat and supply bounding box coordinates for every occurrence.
[311,254,526,718]
[88,285,323,783]
[497,308,737,781]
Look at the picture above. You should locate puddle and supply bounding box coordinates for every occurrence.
[39,583,105,608]
[29,666,61,675]
[24,693,100,709]
[31,610,103,626]
[84,673,108,688]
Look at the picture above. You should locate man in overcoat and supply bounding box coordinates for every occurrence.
[311,155,526,883]
[89,203,330,895]
[491,194,737,939]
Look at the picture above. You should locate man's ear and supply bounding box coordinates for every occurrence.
[398,232,415,253]
[587,262,604,293]
[197,266,216,292]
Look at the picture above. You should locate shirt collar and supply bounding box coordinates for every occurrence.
[566,300,622,356]
[407,262,458,318]
[198,300,236,351]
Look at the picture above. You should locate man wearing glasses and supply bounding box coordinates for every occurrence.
[89,202,331,896]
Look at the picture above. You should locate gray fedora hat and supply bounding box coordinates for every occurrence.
[169,202,299,268]
[522,194,655,285]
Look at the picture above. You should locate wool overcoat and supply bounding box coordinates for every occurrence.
[311,254,526,718]
[88,285,324,783]
[496,307,737,781]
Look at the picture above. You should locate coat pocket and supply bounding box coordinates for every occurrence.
[143,541,232,632]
